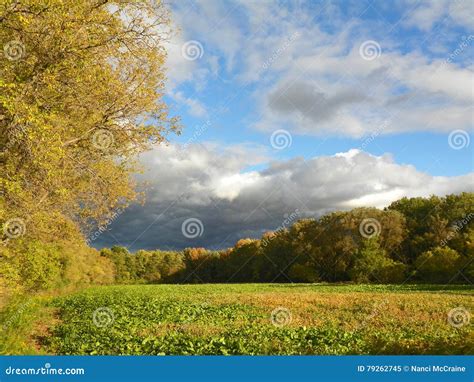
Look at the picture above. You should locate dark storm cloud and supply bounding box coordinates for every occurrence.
[91,144,473,251]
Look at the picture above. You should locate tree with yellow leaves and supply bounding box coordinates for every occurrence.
[0,0,179,243]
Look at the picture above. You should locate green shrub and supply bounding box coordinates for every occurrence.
[415,247,461,283]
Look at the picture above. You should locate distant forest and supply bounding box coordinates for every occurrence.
[4,193,471,297]
[101,193,473,285]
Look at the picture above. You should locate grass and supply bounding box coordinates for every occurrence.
[1,284,473,355]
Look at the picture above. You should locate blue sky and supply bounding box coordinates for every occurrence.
[93,0,473,251]
[164,0,473,176]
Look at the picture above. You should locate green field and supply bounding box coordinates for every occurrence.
[2,284,473,355]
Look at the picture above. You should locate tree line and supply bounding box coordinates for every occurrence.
[2,189,472,298]
[101,193,473,285]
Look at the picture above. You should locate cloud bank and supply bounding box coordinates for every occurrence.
[93,144,473,251]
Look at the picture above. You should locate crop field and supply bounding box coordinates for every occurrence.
[3,284,473,355]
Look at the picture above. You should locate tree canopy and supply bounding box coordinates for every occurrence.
[1,0,178,243]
